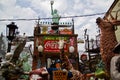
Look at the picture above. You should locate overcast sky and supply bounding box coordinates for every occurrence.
[0,0,114,51]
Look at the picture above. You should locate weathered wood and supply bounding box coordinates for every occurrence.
[11,40,26,63]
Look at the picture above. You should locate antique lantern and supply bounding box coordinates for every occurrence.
[6,22,18,52]
[6,22,18,42]
[50,0,54,4]
[38,45,43,57]
[69,46,75,53]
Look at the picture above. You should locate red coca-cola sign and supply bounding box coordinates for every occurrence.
[44,40,68,52]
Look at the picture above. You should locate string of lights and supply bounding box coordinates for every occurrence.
[0,12,106,21]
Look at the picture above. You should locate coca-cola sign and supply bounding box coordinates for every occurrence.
[44,40,68,52]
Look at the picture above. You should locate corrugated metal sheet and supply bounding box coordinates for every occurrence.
[104,0,120,42]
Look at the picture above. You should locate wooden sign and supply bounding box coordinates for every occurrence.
[53,70,67,80]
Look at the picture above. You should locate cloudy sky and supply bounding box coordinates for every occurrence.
[0,0,114,51]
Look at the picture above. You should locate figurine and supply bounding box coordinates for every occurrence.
[50,1,61,33]
[50,0,61,24]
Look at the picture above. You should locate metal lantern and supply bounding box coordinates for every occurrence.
[6,22,18,41]
[69,46,75,53]
[38,45,43,57]
[50,0,54,5]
